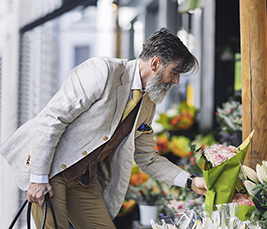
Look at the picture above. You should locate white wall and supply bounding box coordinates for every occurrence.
[0,0,21,228]
[0,0,61,228]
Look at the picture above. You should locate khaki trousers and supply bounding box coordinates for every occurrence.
[31,174,116,229]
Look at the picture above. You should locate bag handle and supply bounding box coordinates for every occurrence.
[9,193,58,229]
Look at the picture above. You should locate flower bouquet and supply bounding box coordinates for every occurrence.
[241,161,267,227]
[196,129,255,216]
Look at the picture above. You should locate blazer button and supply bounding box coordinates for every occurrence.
[82,151,87,156]
[61,164,67,169]
[103,136,108,141]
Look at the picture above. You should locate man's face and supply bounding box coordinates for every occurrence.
[145,63,180,104]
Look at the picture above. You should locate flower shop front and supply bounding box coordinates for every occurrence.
[113,0,267,228]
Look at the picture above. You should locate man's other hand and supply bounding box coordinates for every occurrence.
[27,183,54,206]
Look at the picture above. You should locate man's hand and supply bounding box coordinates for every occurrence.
[27,183,53,206]
[191,177,207,196]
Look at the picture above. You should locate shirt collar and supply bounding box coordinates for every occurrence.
[131,60,142,90]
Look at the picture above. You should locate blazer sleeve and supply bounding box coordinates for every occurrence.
[134,131,183,188]
[25,57,110,175]
[134,105,184,188]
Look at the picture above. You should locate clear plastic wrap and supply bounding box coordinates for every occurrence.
[151,203,261,229]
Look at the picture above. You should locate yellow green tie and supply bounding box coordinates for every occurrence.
[121,90,143,121]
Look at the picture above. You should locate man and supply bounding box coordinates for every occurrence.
[1,28,207,228]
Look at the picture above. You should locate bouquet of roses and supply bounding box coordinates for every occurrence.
[196,129,255,216]
[201,144,238,169]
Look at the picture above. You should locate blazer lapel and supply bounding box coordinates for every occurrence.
[111,59,138,127]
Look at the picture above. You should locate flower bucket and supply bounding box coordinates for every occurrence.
[139,204,158,226]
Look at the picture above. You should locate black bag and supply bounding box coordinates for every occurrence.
[9,193,58,229]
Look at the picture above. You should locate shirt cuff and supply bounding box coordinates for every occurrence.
[30,174,49,183]
[173,171,190,188]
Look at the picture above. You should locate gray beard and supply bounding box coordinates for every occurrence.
[145,70,174,104]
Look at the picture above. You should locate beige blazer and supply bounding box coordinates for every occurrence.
[0,56,183,218]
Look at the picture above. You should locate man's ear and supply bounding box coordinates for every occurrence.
[151,57,161,72]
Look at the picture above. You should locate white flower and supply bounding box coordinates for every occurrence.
[244,180,257,196]
[262,160,267,169]
[256,163,267,184]
[242,165,260,184]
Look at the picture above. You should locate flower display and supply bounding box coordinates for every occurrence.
[151,204,251,229]
[117,199,137,216]
[242,161,267,216]
[127,177,168,206]
[215,100,242,145]
[161,186,204,214]
[126,162,168,206]
[154,101,197,132]
[129,170,149,186]
[168,135,192,158]
[216,100,242,134]
[154,132,170,155]
[165,195,204,216]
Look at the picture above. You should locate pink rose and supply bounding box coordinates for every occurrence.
[229,145,238,153]
[226,152,236,160]
[190,157,196,165]
[204,149,217,161]
[222,147,231,153]
[237,199,252,206]
[212,153,227,166]
[210,144,223,151]
[232,194,255,206]
[249,199,255,206]
[232,193,245,202]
